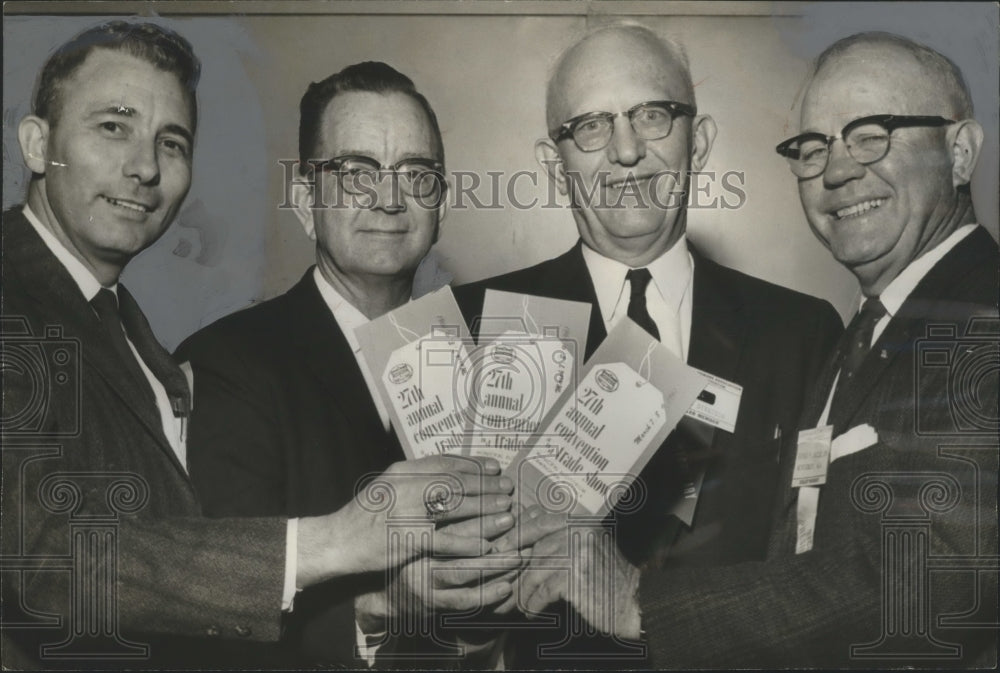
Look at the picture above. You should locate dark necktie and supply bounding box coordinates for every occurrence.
[626,268,660,341]
[829,296,886,423]
[91,288,190,418]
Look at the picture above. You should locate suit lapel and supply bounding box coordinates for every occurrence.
[5,211,177,458]
[828,227,996,432]
[288,273,395,456]
[686,250,747,383]
[542,242,607,360]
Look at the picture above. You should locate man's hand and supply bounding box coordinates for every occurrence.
[515,508,643,640]
[355,513,522,631]
[297,456,514,588]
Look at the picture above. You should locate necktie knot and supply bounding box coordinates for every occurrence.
[91,287,121,321]
[626,268,653,300]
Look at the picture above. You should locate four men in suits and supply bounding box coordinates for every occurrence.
[515,30,998,669]
[0,25,512,669]
[2,15,994,673]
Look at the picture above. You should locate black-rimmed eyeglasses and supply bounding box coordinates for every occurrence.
[775,114,955,179]
[550,100,697,152]
[318,155,446,200]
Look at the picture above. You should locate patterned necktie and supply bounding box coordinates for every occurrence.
[91,287,190,417]
[829,296,886,422]
[626,268,660,341]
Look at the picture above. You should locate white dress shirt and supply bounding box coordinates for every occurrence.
[581,235,694,361]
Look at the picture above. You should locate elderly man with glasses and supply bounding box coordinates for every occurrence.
[176,62,522,668]
[511,31,998,669]
[454,24,842,667]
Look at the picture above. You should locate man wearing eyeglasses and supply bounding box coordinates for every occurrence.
[454,24,841,666]
[176,62,522,667]
[512,31,997,668]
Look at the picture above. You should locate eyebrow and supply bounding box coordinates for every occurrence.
[86,105,194,147]
[333,150,441,164]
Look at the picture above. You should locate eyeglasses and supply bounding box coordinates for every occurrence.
[318,155,446,201]
[775,114,955,179]
[550,100,697,152]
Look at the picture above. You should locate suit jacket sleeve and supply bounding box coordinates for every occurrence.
[2,368,287,642]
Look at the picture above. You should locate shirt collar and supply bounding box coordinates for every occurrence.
[580,235,692,323]
[22,204,113,301]
[312,267,371,353]
[876,224,977,318]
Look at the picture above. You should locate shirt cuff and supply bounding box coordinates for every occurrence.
[281,518,299,611]
[355,620,387,667]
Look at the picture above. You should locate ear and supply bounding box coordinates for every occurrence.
[433,177,451,244]
[535,138,568,195]
[689,114,717,172]
[18,115,50,175]
[947,118,983,188]
[290,179,317,240]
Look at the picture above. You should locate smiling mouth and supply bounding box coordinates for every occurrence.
[102,196,154,214]
[833,198,885,220]
[606,174,656,189]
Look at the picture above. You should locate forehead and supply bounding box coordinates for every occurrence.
[318,90,439,160]
[801,44,944,131]
[553,32,690,119]
[56,48,193,128]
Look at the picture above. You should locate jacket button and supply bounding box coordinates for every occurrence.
[206,625,221,637]
[235,625,252,638]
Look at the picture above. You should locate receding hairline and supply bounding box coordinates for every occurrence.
[808,31,973,119]
[545,24,695,131]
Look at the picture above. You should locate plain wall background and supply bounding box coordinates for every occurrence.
[4,2,998,351]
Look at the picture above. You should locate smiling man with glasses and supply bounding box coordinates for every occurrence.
[506,31,997,669]
[454,23,842,667]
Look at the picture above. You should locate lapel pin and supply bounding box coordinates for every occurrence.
[880,349,888,359]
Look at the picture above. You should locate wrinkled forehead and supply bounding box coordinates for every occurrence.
[549,31,691,122]
[801,44,948,132]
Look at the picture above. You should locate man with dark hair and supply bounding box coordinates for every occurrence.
[177,61,519,667]
[515,31,998,668]
[2,26,511,670]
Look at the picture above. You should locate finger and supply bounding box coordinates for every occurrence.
[456,472,514,496]
[523,573,562,617]
[408,455,501,476]
[429,531,492,558]
[429,580,513,612]
[435,493,512,524]
[440,511,514,539]
[430,555,524,588]
[491,511,567,553]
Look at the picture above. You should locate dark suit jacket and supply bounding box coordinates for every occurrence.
[176,270,406,667]
[639,226,999,668]
[454,240,842,666]
[455,240,843,565]
[1,208,286,669]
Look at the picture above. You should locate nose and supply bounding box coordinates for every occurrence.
[370,171,406,213]
[123,139,160,186]
[606,115,645,166]
[822,139,865,188]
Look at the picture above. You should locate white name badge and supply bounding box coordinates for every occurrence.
[796,485,820,554]
[684,369,742,433]
[382,329,470,458]
[465,330,575,470]
[791,425,833,488]
[531,361,668,515]
[831,423,879,463]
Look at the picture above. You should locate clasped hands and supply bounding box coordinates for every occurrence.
[322,455,641,642]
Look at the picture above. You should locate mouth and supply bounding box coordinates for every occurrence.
[605,174,657,189]
[832,198,886,221]
[101,196,154,214]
